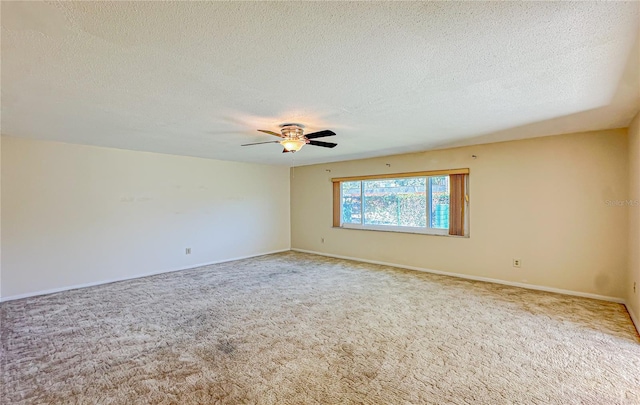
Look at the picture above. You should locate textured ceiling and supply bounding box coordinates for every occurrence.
[2,1,639,166]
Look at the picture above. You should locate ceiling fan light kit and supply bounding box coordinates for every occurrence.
[242,123,337,154]
[280,123,306,152]
[281,138,307,152]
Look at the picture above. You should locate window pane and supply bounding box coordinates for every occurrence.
[430,176,450,229]
[341,181,362,224]
[363,178,426,227]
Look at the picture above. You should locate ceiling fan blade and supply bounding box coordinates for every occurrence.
[257,129,284,138]
[282,148,292,153]
[305,130,336,139]
[241,141,280,146]
[308,140,337,148]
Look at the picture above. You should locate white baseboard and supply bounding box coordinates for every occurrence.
[292,248,626,304]
[5,247,638,337]
[0,248,290,302]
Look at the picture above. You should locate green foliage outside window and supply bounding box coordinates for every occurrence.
[341,176,450,230]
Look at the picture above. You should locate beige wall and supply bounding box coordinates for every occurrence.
[1,136,291,299]
[291,129,629,300]
[628,113,640,324]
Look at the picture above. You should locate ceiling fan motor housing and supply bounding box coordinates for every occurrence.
[280,123,306,140]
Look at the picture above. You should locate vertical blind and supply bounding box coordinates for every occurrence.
[448,173,466,236]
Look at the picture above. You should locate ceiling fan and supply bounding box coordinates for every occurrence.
[241,123,337,153]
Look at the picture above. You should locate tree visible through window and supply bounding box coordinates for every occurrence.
[430,176,449,229]
[341,181,362,224]
[363,177,427,227]
[341,175,450,231]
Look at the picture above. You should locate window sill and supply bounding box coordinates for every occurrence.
[333,225,469,238]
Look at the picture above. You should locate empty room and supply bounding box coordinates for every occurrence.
[1,1,639,404]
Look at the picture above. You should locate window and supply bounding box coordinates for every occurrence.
[332,169,469,236]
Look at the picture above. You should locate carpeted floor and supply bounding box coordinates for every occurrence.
[1,252,639,404]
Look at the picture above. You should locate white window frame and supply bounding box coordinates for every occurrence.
[338,175,452,236]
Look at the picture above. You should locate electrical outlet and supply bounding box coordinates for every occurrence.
[186,248,191,255]
[321,237,325,244]
[513,259,521,268]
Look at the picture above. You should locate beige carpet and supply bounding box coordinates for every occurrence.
[1,252,639,404]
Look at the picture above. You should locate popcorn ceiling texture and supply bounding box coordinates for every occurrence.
[1,252,639,404]
[1,1,638,165]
